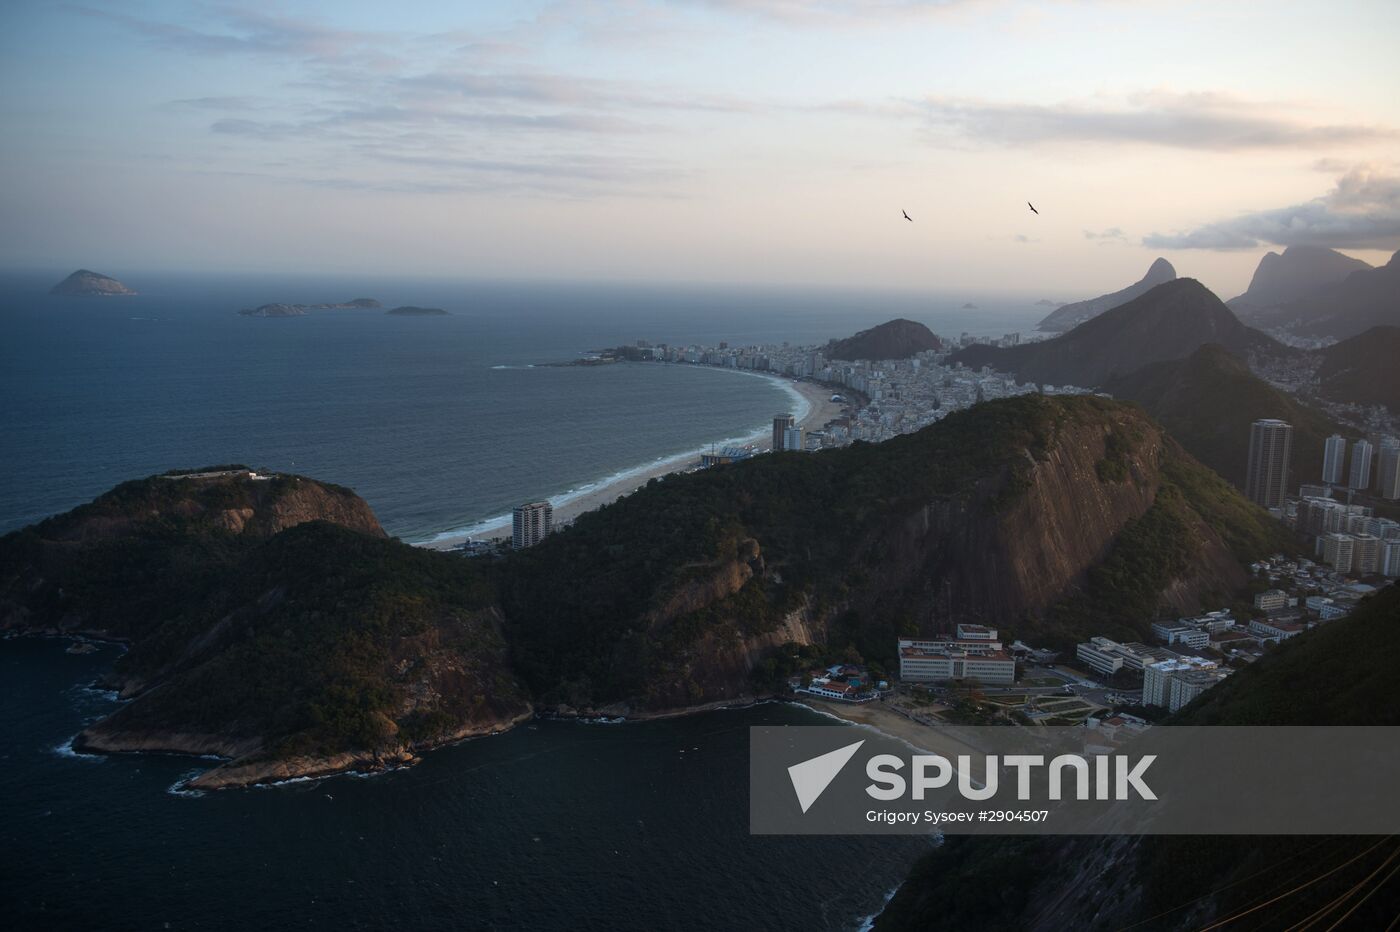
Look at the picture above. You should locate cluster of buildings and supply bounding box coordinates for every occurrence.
[1322,434,1400,499]
[793,664,887,702]
[1248,553,1383,626]
[626,336,1090,450]
[1242,420,1400,578]
[896,625,1018,685]
[1075,633,1233,712]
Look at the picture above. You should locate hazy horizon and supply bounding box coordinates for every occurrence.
[4,0,1398,299]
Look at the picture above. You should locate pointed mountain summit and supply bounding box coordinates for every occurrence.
[826,318,942,361]
[955,278,1281,388]
[1035,258,1176,332]
[49,269,136,296]
[1229,245,1371,312]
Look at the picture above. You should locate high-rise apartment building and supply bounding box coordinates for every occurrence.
[1350,439,1374,490]
[1322,434,1347,485]
[1245,419,1292,509]
[512,501,553,549]
[772,413,796,452]
[1377,440,1400,500]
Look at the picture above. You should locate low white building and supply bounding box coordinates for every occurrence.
[898,630,1016,685]
[1249,618,1305,641]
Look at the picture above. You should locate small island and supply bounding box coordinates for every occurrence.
[1035,298,1061,307]
[50,269,136,296]
[961,302,979,310]
[386,306,448,316]
[239,303,306,317]
[238,298,382,317]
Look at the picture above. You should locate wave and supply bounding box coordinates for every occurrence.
[51,737,105,763]
[489,364,536,370]
[166,771,209,798]
[412,367,811,547]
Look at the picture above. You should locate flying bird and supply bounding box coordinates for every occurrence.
[1027,202,1039,215]
[902,210,912,222]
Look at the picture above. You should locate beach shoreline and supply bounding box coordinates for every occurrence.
[416,368,848,550]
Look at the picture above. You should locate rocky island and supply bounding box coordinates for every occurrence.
[238,298,381,317]
[239,303,306,317]
[386,305,448,316]
[50,269,136,296]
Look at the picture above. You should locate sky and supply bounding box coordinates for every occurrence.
[2,0,1398,298]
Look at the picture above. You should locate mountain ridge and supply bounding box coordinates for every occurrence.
[956,279,1282,389]
[1035,258,1176,332]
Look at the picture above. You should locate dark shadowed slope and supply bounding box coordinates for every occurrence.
[1281,250,1400,340]
[1315,325,1400,411]
[956,279,1282,388]
[1106,343,1346,488]
[1036,257,1176,332]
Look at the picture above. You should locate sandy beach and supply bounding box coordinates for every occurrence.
[795,697,991,759]
[420,371,849,549]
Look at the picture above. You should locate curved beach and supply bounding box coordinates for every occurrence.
[417,370,845,549]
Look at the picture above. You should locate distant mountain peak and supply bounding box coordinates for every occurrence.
[826,318,941,360]
[1036,258,1177,332]
[1230,245,1370,309]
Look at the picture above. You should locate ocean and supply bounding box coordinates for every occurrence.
[0,271,1045,541]
[2,638,933,931]
[0,272,1046,930]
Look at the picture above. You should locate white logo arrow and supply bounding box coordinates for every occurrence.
[788,739,865,813]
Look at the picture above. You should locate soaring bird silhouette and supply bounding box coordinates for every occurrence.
[1027,201,1039,215]
[902,209,912,222]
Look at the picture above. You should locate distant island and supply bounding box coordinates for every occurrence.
[239,303,306,317]
[238,298,381,317]
[387,306,448,316]
[961,302,979,310]
[1035,298,1061,307]
[50,269,136,296]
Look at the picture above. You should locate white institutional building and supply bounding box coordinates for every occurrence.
[898,625,1017,685]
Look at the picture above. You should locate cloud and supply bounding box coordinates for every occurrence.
[1083,227,1128,245]
[1143,166,1400,250]
[72,6,383,62]
[918,90,1395,151]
